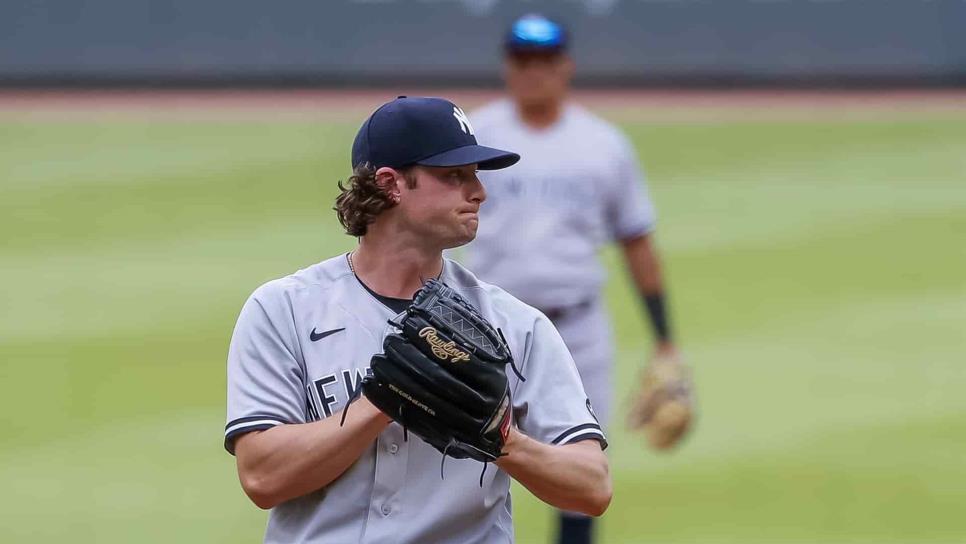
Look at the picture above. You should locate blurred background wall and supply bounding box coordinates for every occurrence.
[2,0,965,87]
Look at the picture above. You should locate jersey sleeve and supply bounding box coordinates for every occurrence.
[224,282,306,454]
[511,313,607,449]
[606,133,657,241]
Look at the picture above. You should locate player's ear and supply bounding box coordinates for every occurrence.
[375,166,403,204]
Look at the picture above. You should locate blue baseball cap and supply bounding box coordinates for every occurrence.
[351,96,520,171]
[504,14,568,52]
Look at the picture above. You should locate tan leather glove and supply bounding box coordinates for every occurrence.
[627,352,694,450]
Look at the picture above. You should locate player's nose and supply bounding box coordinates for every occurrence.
[467,173,486,204]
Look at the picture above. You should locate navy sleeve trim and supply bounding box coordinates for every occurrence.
[224,415,290,431]
[561,431,609,451]
[551,423,604,445]
[223,415,290,455]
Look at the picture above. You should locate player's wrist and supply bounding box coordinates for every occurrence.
[654,341,677,357]
[641,291,672,343]
[496,427,530,466]
[356,395,393,426]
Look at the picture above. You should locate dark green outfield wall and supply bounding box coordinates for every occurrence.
[2,0,964,86]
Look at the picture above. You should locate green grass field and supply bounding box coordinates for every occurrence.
[1,98,965,543]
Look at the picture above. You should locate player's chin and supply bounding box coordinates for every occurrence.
[457,213,479,231]
[450,221,479,246]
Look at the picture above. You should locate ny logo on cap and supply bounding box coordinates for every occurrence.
[453,106,474,136]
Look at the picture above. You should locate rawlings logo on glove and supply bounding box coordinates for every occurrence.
[419,327,470,362]
[360,279,523,465]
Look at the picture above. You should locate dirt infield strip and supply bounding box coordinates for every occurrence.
[0,89,964,123]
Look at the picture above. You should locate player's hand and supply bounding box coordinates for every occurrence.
[653,341,678,358]
[626,347,694,450]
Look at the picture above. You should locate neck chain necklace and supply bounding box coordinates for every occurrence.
[348,251,444,281]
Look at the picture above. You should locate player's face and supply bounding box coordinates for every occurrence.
[397,164,486,249]
[504,50,573,107]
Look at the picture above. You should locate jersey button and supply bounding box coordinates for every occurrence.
[389,444,399,454]
[381,504,392,516]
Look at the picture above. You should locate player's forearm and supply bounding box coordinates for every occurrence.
[495,429,612,516]
[621,233,664,294]
[622,233,674,347]
[234,397,391,509]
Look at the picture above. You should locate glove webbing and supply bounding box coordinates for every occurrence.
[388,313,525,382]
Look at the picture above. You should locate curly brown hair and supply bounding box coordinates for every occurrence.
[334,164,417,236]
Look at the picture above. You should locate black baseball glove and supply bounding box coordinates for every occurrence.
[361,279,521,463]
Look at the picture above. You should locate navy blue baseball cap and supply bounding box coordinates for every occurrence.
[504,14,568,52]
[351,96,520,171]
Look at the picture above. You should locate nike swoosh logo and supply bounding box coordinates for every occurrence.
[310,327,345,342]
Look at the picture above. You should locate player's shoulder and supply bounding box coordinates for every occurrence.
[566,102,631,149]
[443,260,568,373]
[247,254,353,307]
[469,98,516,131]
[443,259,542,320]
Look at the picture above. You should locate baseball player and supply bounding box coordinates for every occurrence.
[225,96,611,543]
[464,15,694,544]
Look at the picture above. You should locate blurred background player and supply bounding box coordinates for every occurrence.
[464,14,693,544]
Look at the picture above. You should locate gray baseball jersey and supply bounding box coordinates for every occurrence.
[225,254,605,544]
[464,99,656,310]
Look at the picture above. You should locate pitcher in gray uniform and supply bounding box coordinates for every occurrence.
[225,96,611,543]
[464,15,692,544]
